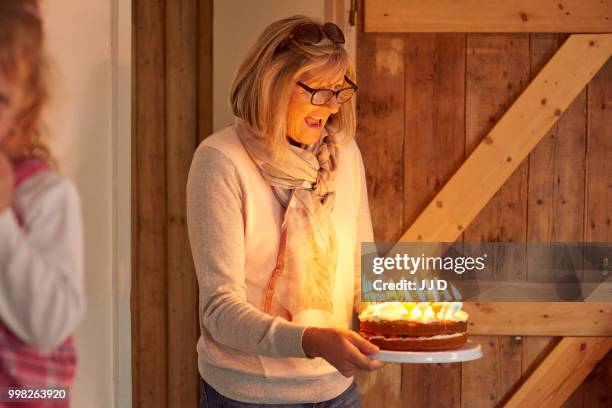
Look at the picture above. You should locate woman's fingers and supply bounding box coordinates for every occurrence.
[344,340,385,371]
[310,328,385,376]
[346,330,379,355]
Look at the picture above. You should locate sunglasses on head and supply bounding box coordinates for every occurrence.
[275,22,345,54]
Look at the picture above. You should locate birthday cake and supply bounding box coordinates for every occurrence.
[358,302,468,351]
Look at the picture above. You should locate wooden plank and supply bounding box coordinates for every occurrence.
[403,363,461,408]
[581,350,612,407]
[527,33,586,283]
[526,32,583,240]
[394,34,612,245]
[356,38,405,243]
[401,33,466,408]
[325,0,347,35]
[365,0,612,33]
[465,302,612,336]
[525,32,586,408]
[523,337,585,408]
[132,0,168,407]
[196,1,213,403]
[504,337,612,408]
[464,33,530,279]
[403,34,466,228]
[522,338,584,408]
[582,46,612,408]
[165,0,199,406]
[354,1,403,404]
[562,382,584,408]
[461,33,529,408]
[462,335,523,407]
[198,0,213,142]
[522,337,559,379]
[354,365,402,408]
[586,50,612,244]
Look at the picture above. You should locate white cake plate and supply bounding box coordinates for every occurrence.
[368,341,482,364]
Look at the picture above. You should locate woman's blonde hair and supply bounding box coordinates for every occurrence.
[230,15,356,158]
[0,0,53,164]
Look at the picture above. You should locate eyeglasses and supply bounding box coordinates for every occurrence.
[296,76,358,105]
[275,22,345,54]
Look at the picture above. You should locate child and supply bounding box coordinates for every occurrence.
[0,1,85,406]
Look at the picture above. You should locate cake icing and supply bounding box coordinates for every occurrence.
[358,302,468,323]
[361,332,465,341]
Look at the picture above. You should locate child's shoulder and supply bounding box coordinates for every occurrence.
[13,158,51,186]
[13,161,80,215]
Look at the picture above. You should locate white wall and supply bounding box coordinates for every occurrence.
[41,1,131,407]
[111,1,132,407]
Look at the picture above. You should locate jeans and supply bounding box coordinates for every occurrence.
[200,377,361,408]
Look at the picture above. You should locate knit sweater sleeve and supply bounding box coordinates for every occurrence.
[186,145,308,359]
[353,142,374,315]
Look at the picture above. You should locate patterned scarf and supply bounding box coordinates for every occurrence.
[235,118,340,327]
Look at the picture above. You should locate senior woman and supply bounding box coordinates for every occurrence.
[187,15,383,407]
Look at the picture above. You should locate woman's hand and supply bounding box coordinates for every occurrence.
[0,152,14,212]
[302,327,385,377]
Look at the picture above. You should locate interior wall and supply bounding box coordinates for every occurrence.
[112,1,132,406]
[41,1,131,407]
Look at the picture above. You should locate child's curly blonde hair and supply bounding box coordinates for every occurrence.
[0,0,53,164]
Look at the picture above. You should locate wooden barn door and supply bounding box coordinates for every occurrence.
[132,0,212,407]
[354,0,612,406]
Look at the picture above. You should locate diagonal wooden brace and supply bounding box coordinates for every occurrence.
[504,337,612,408]
[394,34,612,246]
